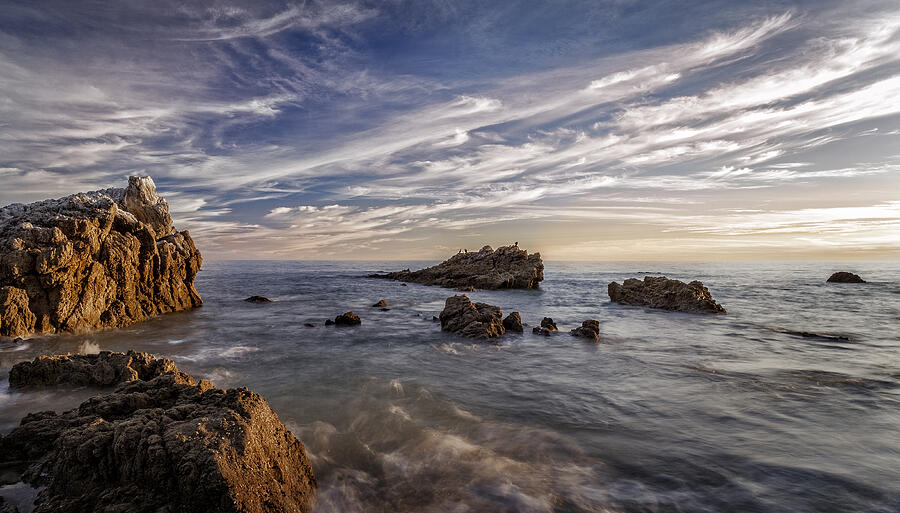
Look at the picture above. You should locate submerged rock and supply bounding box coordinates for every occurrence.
[608,276,726,314]
[0,353,316,513]
[503,312,524,333]
[334,311,361,326]
[826,272,866,283]
[370,244,543,289]
[570,320,600,341]
[0,176,202,338]
[9,350,193,389]
[439,295,505,340]
[244,295,273,303]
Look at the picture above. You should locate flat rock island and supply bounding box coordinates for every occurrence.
[608,276,726,314]
[370,244,543,289]
[0,176,202,338]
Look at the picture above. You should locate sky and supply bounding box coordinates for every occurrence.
[1,0,899,261]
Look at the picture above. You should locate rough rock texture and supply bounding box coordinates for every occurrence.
[371,245,543,289]
[245,296,273,303]
[826,272,866,283]
[9,350,193,389]
[608,276,726,314]
[0,176,202,338]
[0,355,316,513]
[439,295,505,340]
[503,312,524,333]
[570,320,600,341]
[334,311,361,326]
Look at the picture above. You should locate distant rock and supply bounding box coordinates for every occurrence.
[325,319,335,326]
[9,350,193,389]
[826,272,866,283]
[0,176,202,338]
[570,320,600,341]
[439,295,505,340]
[372,299,387,307]
[304,323,316,327]
[334,311,361,326]
[370,244,543,289]
[0,353,316,513]
[244,295,273,303]
[608,276,726,314]
[503,312,524,333]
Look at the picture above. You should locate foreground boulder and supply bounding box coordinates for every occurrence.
[0,176,202,338]
[439,295,505,339]
[0,353,316,513]
[608,276,726,314]
[9,350,193,389]
[570,320,600,341]
[370,244,543,289]
[826,272,866,283]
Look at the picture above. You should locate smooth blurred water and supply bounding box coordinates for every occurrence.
[2,260,899,512]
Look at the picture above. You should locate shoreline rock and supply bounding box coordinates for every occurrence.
[0,176,202,338]
[0,352,316,513]
[439,295,505,339]
[370,244,543,289]
[9,350,193,388]
[826,272,866,283]
[608,276,726,314]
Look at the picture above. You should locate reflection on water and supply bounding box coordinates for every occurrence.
[1,261,899,512]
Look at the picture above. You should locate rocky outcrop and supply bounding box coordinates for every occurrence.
[503,312,524,333]
[0,353,316,513]
[533,317,558,336]
[8,350,193,389]
[570,320,600,341]
[826,272,866,283]
[245,296,273,303]
[439,295,505,340]
[370,245,543,289]
[0,176,202,338]
[608,276,726,314]
[334,311,361,326]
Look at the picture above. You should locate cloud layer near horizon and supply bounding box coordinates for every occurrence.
[1,0,899,260]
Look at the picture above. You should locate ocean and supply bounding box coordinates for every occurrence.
[2,260,899,512]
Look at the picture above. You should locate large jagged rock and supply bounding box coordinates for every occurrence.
[439,295,505,340]
[826,271,866,283]
[0,176,202,338]
[371,244,543,289]
[0,353,316,513]
[608,276,726,314]
[8,350,193,389]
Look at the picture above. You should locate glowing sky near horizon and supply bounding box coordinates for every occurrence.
[1,0,899,260]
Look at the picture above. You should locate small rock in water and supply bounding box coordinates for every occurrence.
[325,319,335,326]
[826,271,866,283]
[372,299,388,307]
[432,316,440,322]
[503,312,524,333]
[540,317,558,331]
[304,323,316,328]
[439,295,505,339]
[401,283,407,286]
[570,320,600,341]
[334,312,361,326]
[380,307,391,311]
[533,327,553,336]
[244,296,272,303]
[608,276,725,314]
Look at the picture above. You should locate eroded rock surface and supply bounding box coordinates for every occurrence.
[0,176,202,338]
[608,276,726,314]
[439,295,505,339]
[8,350,193,389]
[371,245,543,289]
[0,353,316,513]
[826,272,866,283]
[570,320,600,341]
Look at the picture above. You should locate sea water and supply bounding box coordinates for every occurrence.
[1,260,899,512]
